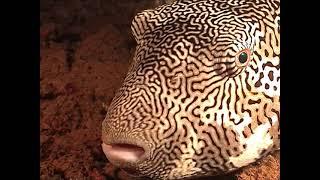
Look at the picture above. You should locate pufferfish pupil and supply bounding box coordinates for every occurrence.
[239,52,249,64]
[102,0,280,179]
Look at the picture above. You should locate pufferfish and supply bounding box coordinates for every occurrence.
[101,0,280,179]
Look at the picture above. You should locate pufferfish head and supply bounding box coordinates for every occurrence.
[102,0,280,179]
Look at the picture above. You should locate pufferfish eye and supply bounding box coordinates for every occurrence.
[236,49,251,66]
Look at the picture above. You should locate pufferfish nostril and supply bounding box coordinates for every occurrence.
[102,143,145,163]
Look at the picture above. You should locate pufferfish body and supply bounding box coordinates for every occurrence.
[102,0,280,179]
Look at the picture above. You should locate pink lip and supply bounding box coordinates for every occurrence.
[102,143,145,162]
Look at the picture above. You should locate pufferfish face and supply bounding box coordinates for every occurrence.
[102,0,280,179]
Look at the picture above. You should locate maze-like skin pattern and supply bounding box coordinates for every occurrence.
[102,0,280,179]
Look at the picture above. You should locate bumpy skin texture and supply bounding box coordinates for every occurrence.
[102,0,280,179]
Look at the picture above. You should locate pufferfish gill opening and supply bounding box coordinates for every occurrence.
[102,0,280,179]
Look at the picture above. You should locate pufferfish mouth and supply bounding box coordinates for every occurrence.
[102,143,145,162]
[101,139,150,176]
